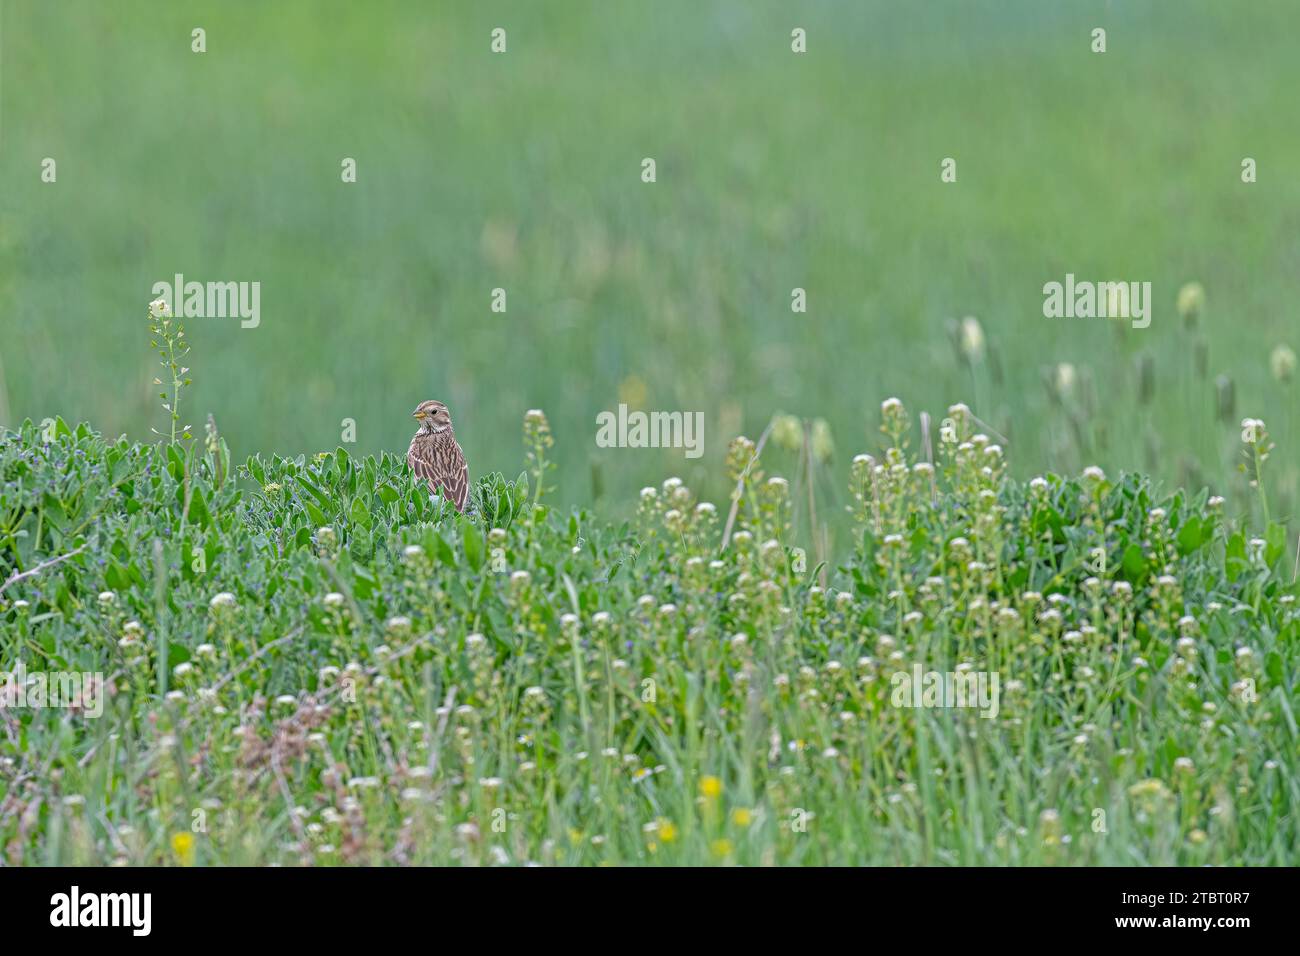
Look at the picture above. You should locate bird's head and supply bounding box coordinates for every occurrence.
[413,399,453,433]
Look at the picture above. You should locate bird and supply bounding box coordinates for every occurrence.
[407,399,470,512]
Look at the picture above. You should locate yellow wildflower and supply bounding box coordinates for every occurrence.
[171,831,195,866]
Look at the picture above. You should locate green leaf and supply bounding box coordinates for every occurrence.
[302,497,327,528]
[431,531,456,567]
[1226,532,1247,582]
[295,474,335,517]
[463,523,484,572]
[105,560,131,591]
[189,487,210,529]
[1265,521,1287,567]
[1265,651,1284,685]
[350,496,372,530]
[1176,517,1203,555]
[353,566,377,600]
[1121,543,1147,579]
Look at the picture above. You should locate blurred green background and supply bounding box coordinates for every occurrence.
[3,0,1298,532]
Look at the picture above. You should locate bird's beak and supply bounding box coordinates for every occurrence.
[412,410,425,420]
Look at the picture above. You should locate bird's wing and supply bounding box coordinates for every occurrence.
[407,440,470,513]
[448,459,470,512]
[406,443,438,485]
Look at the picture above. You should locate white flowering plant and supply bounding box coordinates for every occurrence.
[0,400,1296,865]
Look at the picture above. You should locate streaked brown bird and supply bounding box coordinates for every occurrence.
[407,399,470,512]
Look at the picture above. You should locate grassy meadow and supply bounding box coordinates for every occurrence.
[2,400,1297,865]
[1,2,1298,867]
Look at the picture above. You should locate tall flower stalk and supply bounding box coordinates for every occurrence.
[1240,417,1273,526]
[523,408,554,505]
[148,298,193,444]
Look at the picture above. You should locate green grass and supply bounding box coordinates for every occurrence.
[2,400,1296,865]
